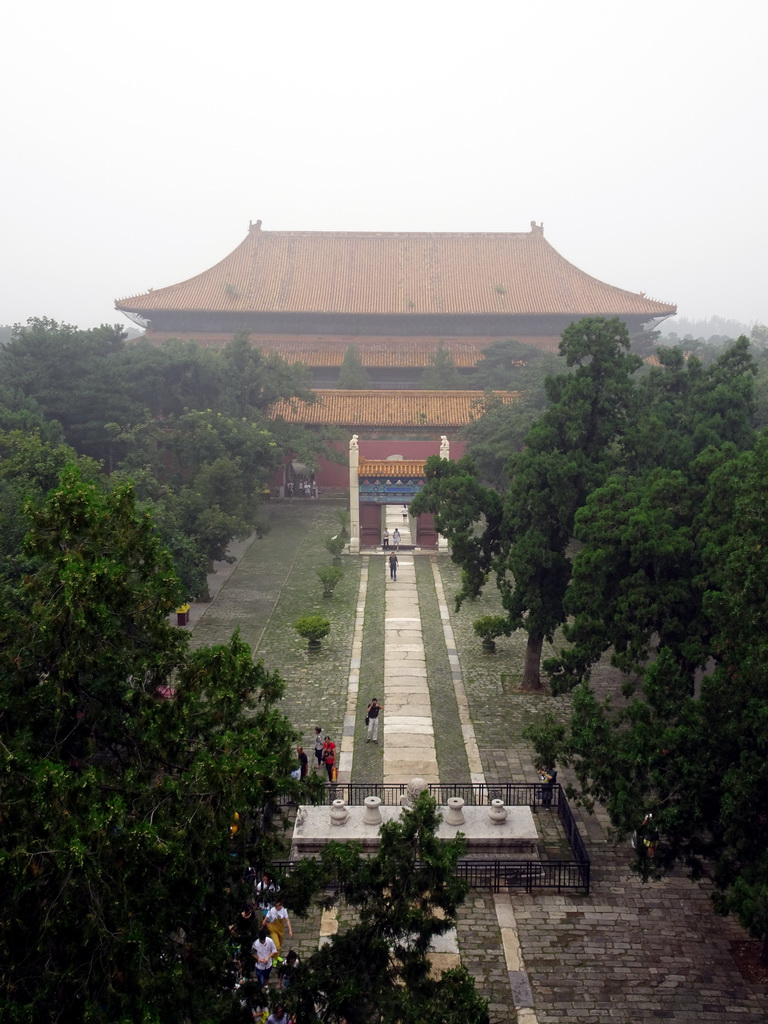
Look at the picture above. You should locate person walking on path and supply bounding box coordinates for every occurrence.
[296,746,308,779]
[366,697,383,743]
[254,872,279,913]
[322,735,336,781]
[382,528,389,549]
[278,950,300,991]
[264,898,293,955]
[313,726,324,771]
[251,928,278,987]
[402,503,408,522]
[266,1007,291,1024]
[538,764,557,807]
[392,527,401,551]
[388,551,398,581]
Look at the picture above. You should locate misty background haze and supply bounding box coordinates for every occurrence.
[1,0,765,331]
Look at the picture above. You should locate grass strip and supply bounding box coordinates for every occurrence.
[414,556,471,781]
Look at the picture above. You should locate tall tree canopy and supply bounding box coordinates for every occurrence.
[412,317,641,689]
[0,467,312,1022]
[528,435,768,958]
[336,344,371,389]
[420,342,463,389]
[527,341,767,957]
[547,338,757,693]
[0,320,338,596]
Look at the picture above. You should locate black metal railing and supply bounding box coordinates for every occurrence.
[455,858,588,893]
[320,781,562,808]
[269,855,588,894]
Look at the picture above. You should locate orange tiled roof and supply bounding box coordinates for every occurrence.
[140,332,561,364]
[268,390,518,427]
[359,460,426,478]
[117,223,675,318]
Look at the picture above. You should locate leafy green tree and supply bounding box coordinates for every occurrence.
[337,344,371,389]
[529,434,768,960]
[420,341,462,389]
[0,466,315,1021]
[698,438,768,959]
[0,318,143,464]
[218,332,316,414]
[547,340,757,693]
[750,322,768,349]
[0,381,64,438]
[315,564,344,596]
[497,317,642,686]
[286,792,489,1024]
[460,393,538,489]
[468,337,563,394]
[114,409,282,581]
[409,454,504,605]
[118,336,221,417]
[624,339,755,477]
[414,317,641,690]
[0,430,101,574]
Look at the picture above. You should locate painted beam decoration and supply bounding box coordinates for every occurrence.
[358,476,426,504]
[358,458,427,504]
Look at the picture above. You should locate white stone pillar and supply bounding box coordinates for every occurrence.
[349,434,360,553]
[438,435,449,552]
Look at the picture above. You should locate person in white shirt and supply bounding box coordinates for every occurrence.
[254,871,279,912]
[251,928,278,987]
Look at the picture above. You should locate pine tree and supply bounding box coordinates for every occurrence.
[337,344,370,389]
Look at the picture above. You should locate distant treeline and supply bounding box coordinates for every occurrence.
[659,315,756,343]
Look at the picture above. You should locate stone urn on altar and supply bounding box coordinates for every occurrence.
[488,799,508,825]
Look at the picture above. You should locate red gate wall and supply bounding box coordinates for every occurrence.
[360,503,382,548]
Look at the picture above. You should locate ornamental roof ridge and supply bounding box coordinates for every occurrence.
[246,228,537,239]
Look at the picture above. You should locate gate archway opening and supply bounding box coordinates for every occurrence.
[348,436,449,552]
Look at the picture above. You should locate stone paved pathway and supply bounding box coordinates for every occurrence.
[382,542,438,784]
[185,503,768,1024]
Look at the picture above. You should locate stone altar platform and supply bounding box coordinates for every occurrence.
[291,802,538,859]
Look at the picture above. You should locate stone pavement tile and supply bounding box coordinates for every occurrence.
[383,699,432,715]
[384,667,428,679]
[386,650,426,662]
[383,732,436,748]
[384,716,434,730]
[382,630,423,643]
[383,767,439,782]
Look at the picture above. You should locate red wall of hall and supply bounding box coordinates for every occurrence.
[298,438,467,490]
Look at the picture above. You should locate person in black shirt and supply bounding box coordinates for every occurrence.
[366,697,383,743]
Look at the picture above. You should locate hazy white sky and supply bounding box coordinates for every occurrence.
[2,0,765,330]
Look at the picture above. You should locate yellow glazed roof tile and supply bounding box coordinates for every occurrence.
[268,390,518,427]
[358,460,426,477]
[117,224,675,318]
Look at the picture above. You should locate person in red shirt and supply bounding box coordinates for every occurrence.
[322,736,336,781]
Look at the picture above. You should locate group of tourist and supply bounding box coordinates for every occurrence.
[284,478,318,499]
[382,526,401,550]
[229,869,301,1019]
[312,725,337,781]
